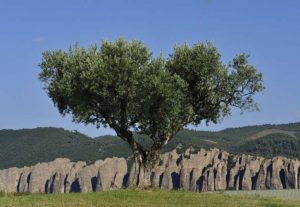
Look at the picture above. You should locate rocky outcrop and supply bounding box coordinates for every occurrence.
[96,157,127,191]
[0,157,127,193]
[1,148,300,193]
[154,148,229,192]
[152,148,300,192]
[0,167,22,193]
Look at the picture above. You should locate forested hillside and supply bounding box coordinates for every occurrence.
[0,122,299,169]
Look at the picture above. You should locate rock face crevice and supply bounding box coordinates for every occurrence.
[1,148,300,193]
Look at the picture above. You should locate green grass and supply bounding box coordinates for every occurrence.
[0,190,299,207]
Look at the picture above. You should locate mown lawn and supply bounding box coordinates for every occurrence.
[0,190,299,207]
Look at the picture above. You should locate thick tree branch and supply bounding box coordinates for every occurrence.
[102,112,147,158]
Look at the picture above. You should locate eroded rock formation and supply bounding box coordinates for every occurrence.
[154,148,300,192]
[1,148,300,193]
[0,157,127,193]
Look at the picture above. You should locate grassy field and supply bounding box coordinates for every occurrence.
[0,190,300,207]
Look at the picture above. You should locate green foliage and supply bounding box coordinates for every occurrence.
[39,39,152,129]
[166,43,264,124]
[0,127,127,169]
[39,38,264,157]
[1,122,300,169]
[233,134,300,158]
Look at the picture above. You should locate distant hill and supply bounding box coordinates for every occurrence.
[0,122,300,169]
[246,129,296,140]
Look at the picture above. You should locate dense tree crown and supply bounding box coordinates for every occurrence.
[39,38,264,186]
[40,38,263,138]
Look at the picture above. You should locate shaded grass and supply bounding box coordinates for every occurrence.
[0,189,299,207]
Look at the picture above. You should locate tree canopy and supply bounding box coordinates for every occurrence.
[39,38,264,187]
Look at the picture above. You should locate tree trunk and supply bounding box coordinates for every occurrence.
[127,151,159,188]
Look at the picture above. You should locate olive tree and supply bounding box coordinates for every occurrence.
[39,38,264,187]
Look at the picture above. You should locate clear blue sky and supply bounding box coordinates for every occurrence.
[0,0,299,137]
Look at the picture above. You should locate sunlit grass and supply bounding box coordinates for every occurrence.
[0,189,299,207]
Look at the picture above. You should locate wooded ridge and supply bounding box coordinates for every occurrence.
[0,122,299,169]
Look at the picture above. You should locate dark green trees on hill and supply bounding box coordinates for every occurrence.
[39,38,264,187]
[1,123,300,169]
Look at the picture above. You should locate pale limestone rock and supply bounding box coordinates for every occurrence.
[96,157,127,191]
[65,161,86,193]
[0,147,299,193]
[17,167,32,193]
[77,164,99,192]
[0,167,22,193]
[160,150,180,189]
